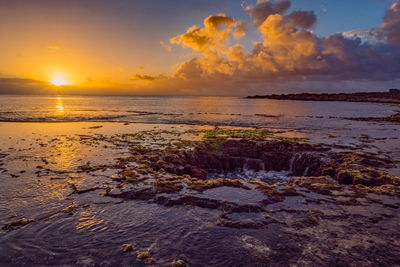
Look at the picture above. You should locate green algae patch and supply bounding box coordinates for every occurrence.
[337,169,400,187]
[119,168,147,183]
[186,178,250,192]
[200,128,274,140]
[354,184,400,197]
[248,180,299,198]
[290,176,340,195]
[154,179,184,193]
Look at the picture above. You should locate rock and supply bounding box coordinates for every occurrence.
[263,152,291,171]
[122,243,133,252]
[246,89,400,104]
[78,161,93,172]
[336,168,398,187]
[337,170,360,185]
[186,178,250,192]
[321,167,335,177]
[137,251,149,259]
[154,180,183,193]
[2,218,35,231]
[62,204,78,214]
[153,160,167,171]
[163,153,183,165]
[182,164,207,179]
[172,259,186,267]
[291,176,338,187]
[290,153,321,176]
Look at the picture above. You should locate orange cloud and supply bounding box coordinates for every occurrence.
[170,14,240,56]
[130,73,167,81]
[119,0,400,96]
[233,21,246,39]
[160,41,172,51]
[381,1,400,45]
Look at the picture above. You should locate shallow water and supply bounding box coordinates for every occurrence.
[0,95,398,129]
[0,95,399,265]
[0,127,297,265]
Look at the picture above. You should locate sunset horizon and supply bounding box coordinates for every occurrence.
[1,1,400,266]
[1,0,400,96]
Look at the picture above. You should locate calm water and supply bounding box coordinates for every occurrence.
[1,96,400,265]
[0,95,397,129]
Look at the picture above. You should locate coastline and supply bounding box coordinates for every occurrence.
[0,121,399,265]
[246,89,400,104]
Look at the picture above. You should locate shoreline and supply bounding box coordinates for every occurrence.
[246,89,400,104]
[0,122,399,265]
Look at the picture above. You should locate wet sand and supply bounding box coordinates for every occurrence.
[0,122,399,266]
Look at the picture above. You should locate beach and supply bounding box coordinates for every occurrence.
[0,95,399,266]
[2,0,400,264]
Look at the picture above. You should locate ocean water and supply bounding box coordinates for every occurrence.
[0,95,397,130]
[1,95,400,265]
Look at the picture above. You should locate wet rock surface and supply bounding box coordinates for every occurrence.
[0,125,399,266]
[345,112,400,123]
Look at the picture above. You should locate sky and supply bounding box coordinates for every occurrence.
[0,0,399,95]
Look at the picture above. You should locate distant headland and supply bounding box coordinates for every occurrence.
[246,89,400,104]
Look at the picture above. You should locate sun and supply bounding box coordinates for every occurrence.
[48,73,69,86]
[49,77,67,86]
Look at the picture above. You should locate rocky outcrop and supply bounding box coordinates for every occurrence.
[345,112,400,123]
[126,137,398,189]
[246,89,400,104]
[181,139,328,177]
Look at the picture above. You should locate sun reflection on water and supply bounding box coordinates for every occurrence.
[53,139,80,170]
[55,97,64,114]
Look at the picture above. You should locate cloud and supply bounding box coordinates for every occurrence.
[167,13,246,80]
[160,41,172,51]
[138,0,400,95]
[130,73,167,81]
[345,1,400,45]
[380,1,400,44]
[233,21,246,39]
[342,29,379,40]
[169,14,239,57]
[0,78,52,94]
[254,10,317,71]
[245,0,291,26]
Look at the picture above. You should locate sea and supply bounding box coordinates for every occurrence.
[0,95,400,265]
[0,95,397,130]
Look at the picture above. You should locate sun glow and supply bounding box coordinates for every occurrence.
[49,78,67,86]
[49,75,68,86]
